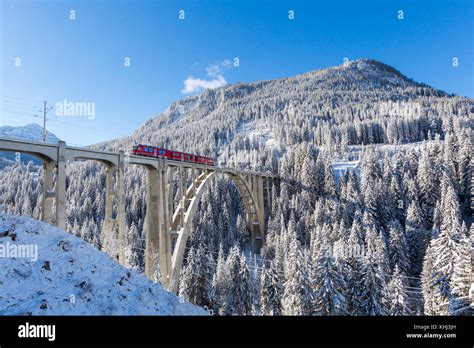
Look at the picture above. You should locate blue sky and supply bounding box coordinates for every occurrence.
[1,0,472,146]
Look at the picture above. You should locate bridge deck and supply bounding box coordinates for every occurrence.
[0,136,276,177]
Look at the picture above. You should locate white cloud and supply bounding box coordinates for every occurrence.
[182,75,227,94]
[182,60,231,94]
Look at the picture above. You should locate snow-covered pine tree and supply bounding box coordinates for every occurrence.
[193,242,214,308]
[455,128,472,211]
[345,210,366,315]
[260,261,283,315]
[389,175,405,225]
[421,243,436,315]
[222,245,242,315]
[178,247,196,302]
[387,265,413,316]
[282,232,312,315]
[422,169,464,315]
[359,227,389,315]
[388,220,410,276]
[311,245,348,315]
[301,150,319,205]
[211,244,228,314]
[238,254,253,315]
[405,201,427,277]
[417,149,439,228]
[323,155,337,197]
[125,222,140,270]
[448,224,472,316]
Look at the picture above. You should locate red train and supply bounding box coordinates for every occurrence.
[131,144,215,166]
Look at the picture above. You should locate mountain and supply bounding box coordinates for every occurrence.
[0,214,206,315]
[0,124,60,167]
[0,123,60,143]
[95,58,470,170]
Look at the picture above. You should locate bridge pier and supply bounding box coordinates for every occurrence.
[256,175,265,237]
[145,167,161,281]
[249,175,265,251]
[144,161,173,288]
[266,177,272,215]
[103,151,126,265]
[167,166,175,228]
[41,161,55,225]
[117,151,126,265]
[56,141,67,229]
[157,163,172,288]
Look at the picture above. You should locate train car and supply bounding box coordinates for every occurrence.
[131,144,215,166]
[131,145,173,158]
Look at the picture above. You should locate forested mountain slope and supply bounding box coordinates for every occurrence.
[94,59,470,170]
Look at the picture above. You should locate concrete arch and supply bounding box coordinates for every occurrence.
[225,172,265,248]
[168,170,264,292]
[168,170,215,291]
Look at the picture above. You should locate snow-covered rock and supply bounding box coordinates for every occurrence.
[0,214,206,315]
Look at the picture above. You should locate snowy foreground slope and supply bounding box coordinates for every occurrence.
[0,214,206,315]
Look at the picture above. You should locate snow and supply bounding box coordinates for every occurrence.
[343,59,408,86]
[237,121,279,151]
[331,141,437,180]
[349,140,438,157]
[0,214,207,315]
[332,160,360,181]
[174,99,197,121]
[356,60,368,71]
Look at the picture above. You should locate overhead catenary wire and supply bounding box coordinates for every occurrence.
[1,100,42,112]
[0,109,41,119]
[1,96,125,138]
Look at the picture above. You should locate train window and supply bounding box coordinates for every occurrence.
[144,147,153,152]
[159,149,166,155]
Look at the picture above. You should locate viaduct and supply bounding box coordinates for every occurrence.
[0,137,277,292]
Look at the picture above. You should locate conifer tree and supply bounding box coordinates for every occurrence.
[211,245,228,314]
[448,225,472,316]
[387,265,413,316]
[222,245,242,315]
[283,234,312,315]
[388,220,410,275]
[238,254,253,315]
[422,170,464,315]
[359,227,389,315]
[312,247,348,315]
[405,201,427,276]
[260,261,283,315]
